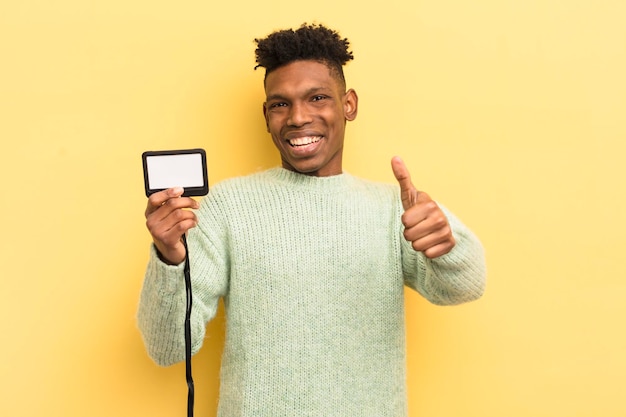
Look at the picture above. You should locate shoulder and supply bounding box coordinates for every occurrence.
[196,168,285,212]
[345,173,400,203]
[348,174,396,192]
[205,169,275,196]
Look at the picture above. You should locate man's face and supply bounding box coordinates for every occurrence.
[263,60,358,177]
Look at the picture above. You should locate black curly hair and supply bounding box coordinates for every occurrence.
[254,23,354,86]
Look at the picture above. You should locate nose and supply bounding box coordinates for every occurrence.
[287,102,312,127]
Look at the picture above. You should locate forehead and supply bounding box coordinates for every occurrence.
[264,60,342,96]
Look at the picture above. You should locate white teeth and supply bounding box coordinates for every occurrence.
[288,136,322,146]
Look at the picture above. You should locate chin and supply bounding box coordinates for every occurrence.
[291,165,319,174]
[282,154,340,177]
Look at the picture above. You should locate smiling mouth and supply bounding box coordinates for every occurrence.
[287,136,323,147]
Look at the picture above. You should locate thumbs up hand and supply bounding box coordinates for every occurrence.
[391,156,456,259]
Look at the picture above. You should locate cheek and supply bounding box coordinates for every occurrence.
[266,114,283,135]
[267,120,284,146]
[326,111,346,132]
[267,121,279,137]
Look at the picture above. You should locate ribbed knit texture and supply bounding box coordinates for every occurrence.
[137,167,486,417]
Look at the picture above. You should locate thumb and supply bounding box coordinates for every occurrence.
[391,156,418,209]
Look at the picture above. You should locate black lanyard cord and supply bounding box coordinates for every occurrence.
[181,234,194,417]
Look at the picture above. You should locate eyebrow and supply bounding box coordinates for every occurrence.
[265,86,333,102]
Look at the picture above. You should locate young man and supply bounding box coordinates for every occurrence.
[138,23,486,416]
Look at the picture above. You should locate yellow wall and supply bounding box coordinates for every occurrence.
[1,1,625,416]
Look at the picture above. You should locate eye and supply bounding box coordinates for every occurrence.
[311,95,327,102]
[269,102,287,109]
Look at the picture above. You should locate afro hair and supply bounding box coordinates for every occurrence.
[254,23,354,84]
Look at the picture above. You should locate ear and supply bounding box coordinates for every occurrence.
[343,89,358,121]
[262,102,270,132]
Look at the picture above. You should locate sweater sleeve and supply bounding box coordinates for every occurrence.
[402,205,487,305]
[136,196,230,366]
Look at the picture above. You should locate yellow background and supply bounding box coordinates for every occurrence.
[1,1,625,416]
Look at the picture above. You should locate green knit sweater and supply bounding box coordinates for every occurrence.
[137,167,486,417]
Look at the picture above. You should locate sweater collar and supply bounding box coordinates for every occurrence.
[266,167,354,193]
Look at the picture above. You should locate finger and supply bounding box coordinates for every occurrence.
[150,186,184,204]
[407,227,455,259]
[146,198,199,236]
[147,209,198,246]
[422,241,455,259]
[391,156,418,209]
[160,213,198,240]
[401,197,442,231]
[391,156,413,190]
[145,187,191,216]
[405,224,453,251]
